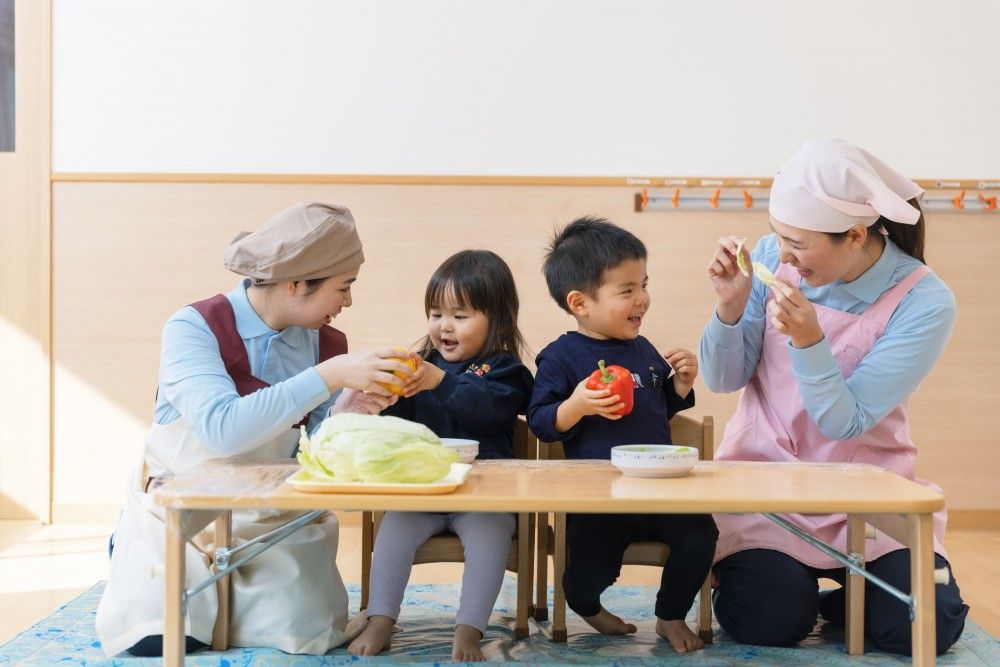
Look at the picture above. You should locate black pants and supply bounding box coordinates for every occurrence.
[713,548,969,656]
[564,513,718,620]
[126,635,208,657]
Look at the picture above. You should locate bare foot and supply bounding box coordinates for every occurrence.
[452,624,484,661]
[348,615,394,656]
[655,618,704,653]
[580,606,638,635]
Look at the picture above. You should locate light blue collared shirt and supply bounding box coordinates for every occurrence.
[153,279,335,455]
[699,235,956,440]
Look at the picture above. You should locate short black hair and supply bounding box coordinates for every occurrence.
[542,216,647,313]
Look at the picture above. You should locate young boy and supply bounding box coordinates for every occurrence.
[527,216,718,654]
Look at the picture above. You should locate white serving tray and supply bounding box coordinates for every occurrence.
[286,463,472,495]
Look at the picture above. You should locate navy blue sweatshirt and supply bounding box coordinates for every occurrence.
[383,351,534,459]
[528,332,695,459]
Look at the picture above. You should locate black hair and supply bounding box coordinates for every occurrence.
[417,250,526,361]
[298,277,328,295]
[542,216,647,314]
[826,198,926,263]
[254,276,329,295]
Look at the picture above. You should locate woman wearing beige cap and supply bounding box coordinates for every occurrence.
[96,201,415,657]
[699,140,968,655]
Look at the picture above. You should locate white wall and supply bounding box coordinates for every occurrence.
[53,0,1000,178]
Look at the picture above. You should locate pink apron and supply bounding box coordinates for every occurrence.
[713,262,947,569]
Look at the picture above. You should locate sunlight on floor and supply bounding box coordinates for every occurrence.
[0,521,113,643]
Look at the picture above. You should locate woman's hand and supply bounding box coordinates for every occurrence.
[330,388,398,415]
[707,235,753,325]
[314,348,416,396]
[767,281,825,348]
[400,358,446,398]
[664,347,698,398]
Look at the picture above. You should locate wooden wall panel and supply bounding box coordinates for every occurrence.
[51,182,998,517]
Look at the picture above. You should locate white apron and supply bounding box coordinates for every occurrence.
[95,416,356,657]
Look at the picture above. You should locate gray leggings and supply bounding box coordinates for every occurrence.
[367,511,516,633]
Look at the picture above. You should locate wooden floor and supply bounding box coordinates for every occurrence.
[1,515,997,646]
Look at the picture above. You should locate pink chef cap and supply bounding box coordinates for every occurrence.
[769,139,924,233]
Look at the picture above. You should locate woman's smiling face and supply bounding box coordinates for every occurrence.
[769,218,871,287]
[295,270,357,329]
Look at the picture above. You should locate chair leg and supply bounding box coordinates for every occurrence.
[526,513,536,620]
[360,511,373,611]
[552,513,567,642]
[697,572,713,643]
[514,512,531,639]
[534,512,549,621]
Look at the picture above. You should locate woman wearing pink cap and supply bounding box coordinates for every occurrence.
[699,140,967,655]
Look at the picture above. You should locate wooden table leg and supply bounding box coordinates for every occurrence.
[164,508,186,667]
[909,513,936,666]
[211,511,232,651]
[697,573,713,643]
[845,514,865,655]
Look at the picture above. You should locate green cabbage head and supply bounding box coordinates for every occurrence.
[296,413,457,483]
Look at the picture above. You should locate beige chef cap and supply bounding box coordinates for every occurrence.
[769,139,924,233]
[223,201,364,284]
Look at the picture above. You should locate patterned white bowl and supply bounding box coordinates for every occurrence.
[440,438,480,464]
[610,444,697,478]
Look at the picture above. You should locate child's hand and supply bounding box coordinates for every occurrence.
[400,357,446,398]
[572,378,627,419]
[330,388,398,415]
[555,378,626,431]
[664,348,698,399]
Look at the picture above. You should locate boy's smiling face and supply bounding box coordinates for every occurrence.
[569,259,650,340]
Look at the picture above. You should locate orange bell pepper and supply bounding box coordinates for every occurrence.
[381,348,417,396]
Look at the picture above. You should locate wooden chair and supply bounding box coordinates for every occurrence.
[534,413,715,643]
[359,417,537,639]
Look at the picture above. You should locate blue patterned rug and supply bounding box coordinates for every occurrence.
[1,579,996,665]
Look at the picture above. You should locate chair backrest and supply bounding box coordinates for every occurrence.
[513,416,537,460]
[537,413,714,461]
[667,412,714,460]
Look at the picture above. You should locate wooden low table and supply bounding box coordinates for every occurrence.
[155,459,945,666]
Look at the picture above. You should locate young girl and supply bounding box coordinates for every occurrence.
[96,202,415,657]
[348,249,534,662]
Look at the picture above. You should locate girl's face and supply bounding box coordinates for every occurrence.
[428,287,489,362]
[293,270,358,329]
[769,218,872,287]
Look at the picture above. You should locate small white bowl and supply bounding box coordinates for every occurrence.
[440,438,480,464]
[610,444,698,478]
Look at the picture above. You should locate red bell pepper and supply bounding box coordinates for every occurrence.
[585,359,634,417]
